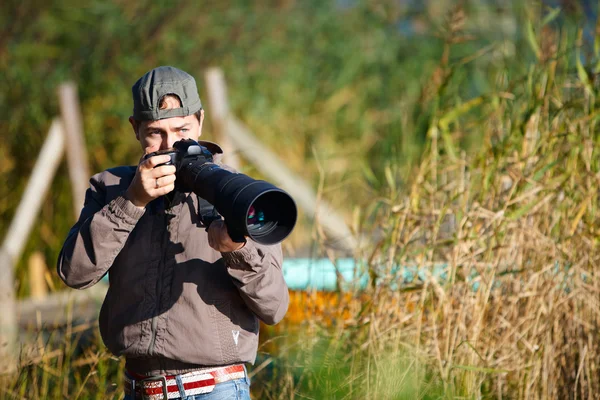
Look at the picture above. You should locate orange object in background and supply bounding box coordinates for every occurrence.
[258,290,371,353]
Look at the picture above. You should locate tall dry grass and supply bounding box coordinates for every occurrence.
[349,123,599,399]
[0,321,122,399]
[253,10,600,399]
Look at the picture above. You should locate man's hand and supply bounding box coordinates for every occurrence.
[207,219,246,252]
[125,154,177,208]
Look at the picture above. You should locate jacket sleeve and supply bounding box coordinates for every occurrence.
[221,241,289,325]
[57,173,146,289]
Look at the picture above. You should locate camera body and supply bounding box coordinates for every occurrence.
[145,139,213,170]
[144,139,214,192]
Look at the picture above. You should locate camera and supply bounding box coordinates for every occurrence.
[144,139,297,245]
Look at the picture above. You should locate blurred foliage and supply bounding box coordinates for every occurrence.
[0,0,592,295]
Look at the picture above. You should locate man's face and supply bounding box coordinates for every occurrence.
[129,107,204,154]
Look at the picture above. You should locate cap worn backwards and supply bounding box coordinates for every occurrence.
[132,66,203,121]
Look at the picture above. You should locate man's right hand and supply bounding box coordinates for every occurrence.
[125,154,177,208]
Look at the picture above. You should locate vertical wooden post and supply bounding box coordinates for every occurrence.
[0,248,17,374]
[204,68,240,169]
[28,252,48,300]
[0,119,66,373]
[2,120,65,265]
[58,82,89,219]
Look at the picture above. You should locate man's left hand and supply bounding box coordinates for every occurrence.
[207,219,246,252]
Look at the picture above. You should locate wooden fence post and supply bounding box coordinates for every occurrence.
[2,120,65,266]
[0,119,65,373]
[28,252,48,300]
[0,83,87,373]
[58,82,89,219]
[0,248,17,374]
[204,68,241,169]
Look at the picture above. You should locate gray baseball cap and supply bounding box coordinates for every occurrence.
[131,66,203,121]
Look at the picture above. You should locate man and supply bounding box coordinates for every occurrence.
[57,66,289,399]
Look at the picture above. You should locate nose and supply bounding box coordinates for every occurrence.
[161,133,178,150]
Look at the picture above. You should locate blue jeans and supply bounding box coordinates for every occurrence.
[123,375,251,400]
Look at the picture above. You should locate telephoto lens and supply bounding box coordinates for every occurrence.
[149,139,297,245]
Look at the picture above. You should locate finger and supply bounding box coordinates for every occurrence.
[207,221,217,238]
[151,165,177,177]
[155,174,176,188]
[143,154,172,169]
[138,157,156,171]
[214,221,232,244]
[207,225,215,248]
[155,183,175,196]
[210,219,225,234]
[207,220,224,245]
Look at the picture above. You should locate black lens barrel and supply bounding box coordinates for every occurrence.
[179,160,297,245]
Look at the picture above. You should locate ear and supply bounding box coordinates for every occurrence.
[198,109,205,138]
[129,116,140,140]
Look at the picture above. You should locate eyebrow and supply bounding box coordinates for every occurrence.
[144,123,190,132]
[145,125,164,133]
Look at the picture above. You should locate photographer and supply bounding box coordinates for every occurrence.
[57,66,289,400]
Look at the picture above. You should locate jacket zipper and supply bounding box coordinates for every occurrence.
[148,210,169,356]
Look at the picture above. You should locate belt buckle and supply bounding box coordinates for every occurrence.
[140,375,169,400]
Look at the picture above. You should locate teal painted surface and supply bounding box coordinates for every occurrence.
[282,258,367,291]
[282,259,573,292]
[282,258,449,291]
[101,258,452,291]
